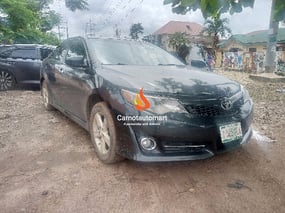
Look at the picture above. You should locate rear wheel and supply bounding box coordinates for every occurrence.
[0,71,15,91]
[90,102,123,163]
[42,81,53,110]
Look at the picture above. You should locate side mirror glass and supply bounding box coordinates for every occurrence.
[66,56,88,68]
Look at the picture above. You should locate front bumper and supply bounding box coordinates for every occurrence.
[115,105,254,162]
[129,127,252,162]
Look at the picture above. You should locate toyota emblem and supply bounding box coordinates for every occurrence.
[221,98,233,110]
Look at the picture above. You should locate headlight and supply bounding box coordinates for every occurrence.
[121,89,187,114]
[241,85,251,101]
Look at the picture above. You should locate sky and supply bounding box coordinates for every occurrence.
[51,0,274,39]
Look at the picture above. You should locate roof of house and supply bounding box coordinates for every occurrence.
[220,28,285,47]
[153,21,203,36]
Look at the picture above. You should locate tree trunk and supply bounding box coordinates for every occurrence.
[264,0,279,73]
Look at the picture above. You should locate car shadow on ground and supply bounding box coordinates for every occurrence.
[14,84,40,91]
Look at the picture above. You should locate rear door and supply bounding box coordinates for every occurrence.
[9,47,41,84]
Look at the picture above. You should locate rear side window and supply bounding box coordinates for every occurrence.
[10,49,37,59]
[0,47,14,58]
[40,48,53,60]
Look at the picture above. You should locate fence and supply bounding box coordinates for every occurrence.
[222,51,285,72]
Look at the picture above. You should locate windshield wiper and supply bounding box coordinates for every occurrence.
[102,63,126,65]
[158,63,176,66]
[158,63,185,67]
[158,63,184,66]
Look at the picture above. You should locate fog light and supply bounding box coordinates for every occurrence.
[140,137,157,150]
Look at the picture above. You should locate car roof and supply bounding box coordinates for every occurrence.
[68,36,148,44]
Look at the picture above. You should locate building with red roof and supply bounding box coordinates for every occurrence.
[148,21,206,52]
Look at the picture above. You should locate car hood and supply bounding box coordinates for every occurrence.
[98,65,241,98]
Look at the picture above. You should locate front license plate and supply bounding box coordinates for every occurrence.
[219,123,242,144]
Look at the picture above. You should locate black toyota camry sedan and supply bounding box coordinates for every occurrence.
[41,37,253,163]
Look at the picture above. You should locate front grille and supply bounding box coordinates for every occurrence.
[186,105,221,117]
[184,97,244,118]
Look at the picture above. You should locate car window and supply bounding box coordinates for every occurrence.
[40,48,53,60]
[49,45,65,62]
[90,39,184,66]
[10,48,37,59]
[0,47,14,58]
[64,39,88,68]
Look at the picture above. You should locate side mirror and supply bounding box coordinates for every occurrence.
[66,56,88,68]
[191,60,207,68]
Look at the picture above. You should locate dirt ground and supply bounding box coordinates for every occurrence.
[0,70,285,213]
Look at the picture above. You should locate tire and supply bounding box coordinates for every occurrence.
[0,70,15,91]
[41,81,53,111]
[90,102,123,163]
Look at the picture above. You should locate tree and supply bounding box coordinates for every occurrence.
[28,0,89,12]
[168,32,190,62]
[0,0,40,43]
[164,0,285,73]
[0,0,89,44]
[65,0,89,11]
[130,23,144,40]
[40,10,61,32]
[201,14,231,57]
[163,0,255,19]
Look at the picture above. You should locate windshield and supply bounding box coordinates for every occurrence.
[89,39,184,66]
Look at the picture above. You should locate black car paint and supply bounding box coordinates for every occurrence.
[41,37,253,162]
[0,44,54,86]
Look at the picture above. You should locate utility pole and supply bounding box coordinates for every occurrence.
[114,24,121,39]
[57,21,69,40]
[85,19,96,38]
[57,25,61,40]
[264,0,279,73]
[66,21,69,39]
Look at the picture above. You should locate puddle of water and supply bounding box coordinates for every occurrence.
[251,130,276,152]
[252,130,276,143]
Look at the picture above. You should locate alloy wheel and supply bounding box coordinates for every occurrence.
[0,71,14,91]
[92,113,111,155]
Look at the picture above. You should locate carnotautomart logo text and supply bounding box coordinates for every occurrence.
[117,115,167,126]
[118,87,168,126]
[117,115,167,121]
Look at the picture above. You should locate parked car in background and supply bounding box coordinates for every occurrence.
[187,45,209,70]
[0,44,55,90]
[41,37,253,163]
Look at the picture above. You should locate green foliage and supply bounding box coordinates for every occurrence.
[0,0,89,44]
[0,0,37,31]
[201,15,231,53]
[168,32,190,50]
[27,0,62,32]
[168,32,190,62]
[275,0,285,22]
[130,23,144,40]
[164,0,285,22]
[65,0,89,11]
[0,0,40,43]
[40,10,61,32]
[164,0,254,18]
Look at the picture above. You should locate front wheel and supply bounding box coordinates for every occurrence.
[90,102,123,163]
[0,71,15,91]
